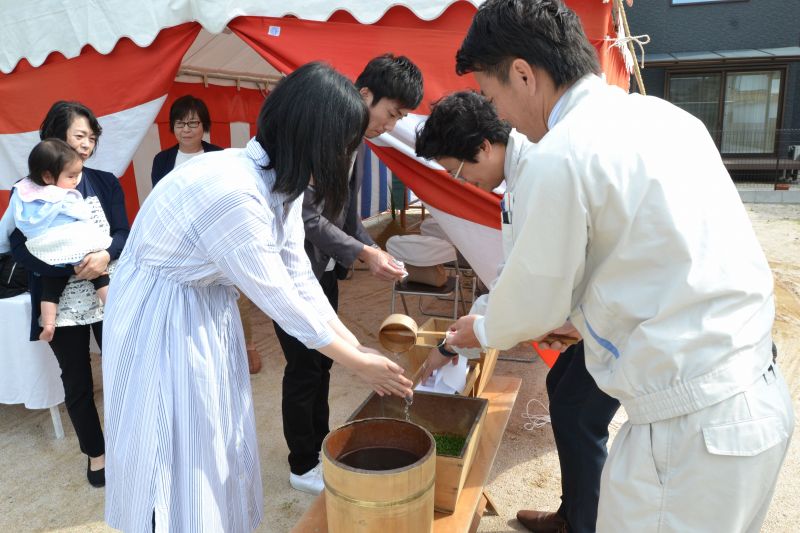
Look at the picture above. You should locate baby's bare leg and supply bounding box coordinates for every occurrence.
[96,285,108,304]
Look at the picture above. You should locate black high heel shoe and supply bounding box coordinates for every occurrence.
[87,456,105,488]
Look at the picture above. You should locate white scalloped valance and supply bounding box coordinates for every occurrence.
[0,0,482,73]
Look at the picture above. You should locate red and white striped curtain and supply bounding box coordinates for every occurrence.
[0,23,202,218]
[0,2,628,368]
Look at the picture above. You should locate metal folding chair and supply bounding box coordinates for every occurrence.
[390,273,461,320]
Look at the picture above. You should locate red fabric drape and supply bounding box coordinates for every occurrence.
[229,1,629,231]
[0,23,201,134]
[370,144,502,230]
[230,4,481,114]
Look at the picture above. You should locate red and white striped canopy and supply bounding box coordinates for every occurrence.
[0,0,629,287]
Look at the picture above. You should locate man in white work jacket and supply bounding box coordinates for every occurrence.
[447,1,795,532]
[416,90,620,533]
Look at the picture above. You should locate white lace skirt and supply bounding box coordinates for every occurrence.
[26,220,112,265]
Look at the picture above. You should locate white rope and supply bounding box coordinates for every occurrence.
[521,399,629,434]
[522,398,552,431]
[606,33,651,73]
[606,2,650,74]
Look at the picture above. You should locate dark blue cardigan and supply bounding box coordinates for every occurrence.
[10,166,130,340]
[151,141,223,187]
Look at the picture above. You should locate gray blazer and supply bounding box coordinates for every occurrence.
[302,161,376,280]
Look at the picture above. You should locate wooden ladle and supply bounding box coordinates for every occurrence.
[378,314,449,353]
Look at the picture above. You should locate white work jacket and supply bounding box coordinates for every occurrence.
[476,75,775,423]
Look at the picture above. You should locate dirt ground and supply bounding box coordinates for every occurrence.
[0,203,798,533]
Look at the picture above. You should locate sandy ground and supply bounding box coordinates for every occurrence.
[1,203,799,533]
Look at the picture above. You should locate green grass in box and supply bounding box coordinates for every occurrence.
[433,433,467,457]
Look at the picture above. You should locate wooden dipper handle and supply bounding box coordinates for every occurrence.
[540,333,580,347]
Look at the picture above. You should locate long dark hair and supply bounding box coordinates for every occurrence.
[256,62,368,217]
[39,101,103,153]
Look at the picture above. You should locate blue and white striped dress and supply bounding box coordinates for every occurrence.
[102,138,337,533]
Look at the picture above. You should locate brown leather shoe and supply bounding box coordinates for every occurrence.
[516,510,568,533]
[247,348,262,374]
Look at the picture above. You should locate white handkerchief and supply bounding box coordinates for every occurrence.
[413,355,468,395]
[439,355,468,393]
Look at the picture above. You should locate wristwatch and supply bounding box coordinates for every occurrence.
[437,337,459,358]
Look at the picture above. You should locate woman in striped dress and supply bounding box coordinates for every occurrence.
[102,62,413,533]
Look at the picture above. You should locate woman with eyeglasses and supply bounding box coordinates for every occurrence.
[150,95,222,188]
[150,94,263,373]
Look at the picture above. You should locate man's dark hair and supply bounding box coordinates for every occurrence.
[27,138,82,187]
[256,62,368,217]
[416,91,511,163]
[355,53,424,109]
[456,0,600,88]
[169,95,212,131]
[39,101,103,152]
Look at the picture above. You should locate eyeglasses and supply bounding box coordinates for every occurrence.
[448,160,465,181]
[174,120,201,130]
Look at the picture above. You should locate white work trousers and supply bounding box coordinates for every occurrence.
[597,364,794,532]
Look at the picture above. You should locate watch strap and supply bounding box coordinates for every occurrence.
[437,338,459,357]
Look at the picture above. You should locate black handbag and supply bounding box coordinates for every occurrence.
[0,253,28,298]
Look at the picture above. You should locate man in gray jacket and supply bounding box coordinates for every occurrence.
[273,54,424,494]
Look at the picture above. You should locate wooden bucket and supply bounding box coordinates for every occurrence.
[322,418,436,533]
[348,392,488,513]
